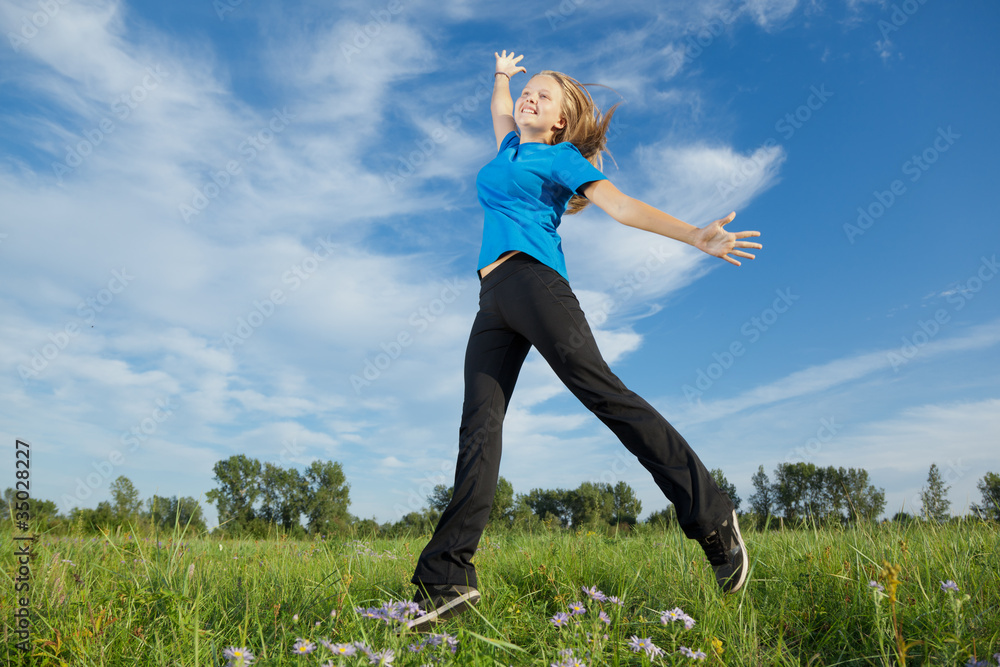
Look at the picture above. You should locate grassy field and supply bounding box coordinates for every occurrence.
[2,520,998,666]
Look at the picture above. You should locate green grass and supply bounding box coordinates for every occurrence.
[2,520,998,666]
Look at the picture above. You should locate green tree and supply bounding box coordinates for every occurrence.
[710,469,741,511]
[70,501,115,533]
[645,505,676,528]
[611,481,642,525]
[774,462,822,523]
[259,463,305,531]
[2,487,21,521]
[566,482,614,528]
[147,495,206,532]
[523,488,572,527]
[303,460,351,536]
[918,463,951,523]
[748,465,774,518]
[428,484,453,513]
[971,471,1000,521]
[772,463,883,524]
[206,454,262,534]
[109,476,142,523]
[833,466,886,523]
[510,493,544,532]
[488,477,515,527]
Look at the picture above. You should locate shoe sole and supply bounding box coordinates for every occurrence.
[406,589,481,631]
[724,512,748,594]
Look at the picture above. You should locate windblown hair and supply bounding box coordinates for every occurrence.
[536,70,621,214]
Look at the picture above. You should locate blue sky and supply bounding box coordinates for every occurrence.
[1,0,997,528]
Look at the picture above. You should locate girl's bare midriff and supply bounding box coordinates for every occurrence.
[479,250,521,278]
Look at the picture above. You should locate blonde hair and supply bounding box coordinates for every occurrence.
[536,70,621,214]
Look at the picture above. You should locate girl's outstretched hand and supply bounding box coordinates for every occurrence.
[495,50,527,78]
[694,212,762,266]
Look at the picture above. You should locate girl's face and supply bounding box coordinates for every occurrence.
[515,75,566,142]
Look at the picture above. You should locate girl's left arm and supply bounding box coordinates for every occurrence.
[582,179,762,266]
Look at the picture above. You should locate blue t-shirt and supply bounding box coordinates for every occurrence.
[476,130,607,281]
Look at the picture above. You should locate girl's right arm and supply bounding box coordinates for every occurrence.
[492,50,526,150]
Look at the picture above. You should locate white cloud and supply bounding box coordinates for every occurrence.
[676,318,1000,425]
[744,0,800,29]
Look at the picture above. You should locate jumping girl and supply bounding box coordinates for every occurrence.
[407,51,762,630]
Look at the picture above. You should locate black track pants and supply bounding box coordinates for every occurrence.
[412,253,733,588]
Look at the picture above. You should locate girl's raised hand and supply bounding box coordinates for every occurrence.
[694,212,762,267]
[495,50,527,78]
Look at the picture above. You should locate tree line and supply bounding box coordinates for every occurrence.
[4,457,999,537]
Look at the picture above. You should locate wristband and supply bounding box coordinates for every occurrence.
[494,72,510,80]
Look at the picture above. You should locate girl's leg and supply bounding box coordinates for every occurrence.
[499,258,733,539]
[412,274,531,588]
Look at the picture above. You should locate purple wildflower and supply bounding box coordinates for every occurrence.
[661,608,683,623]
[598,610,611,625]
[327,643,357,657]
[941,580,959,592]
[552,657,588,667]
[368,648,394,665]
[627,636,657,654]
[292,639,316,655]
[678,646,707,660]
[223,647,255,667]
[869,580,885,592]
[407,643,425,653]
[606,596,624,606]
[440,633,459,653]
[356,606,382,620]
[568,601,587,615]
[551,612,571,628]
[582,585,607,602]
[661,606,696,629]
